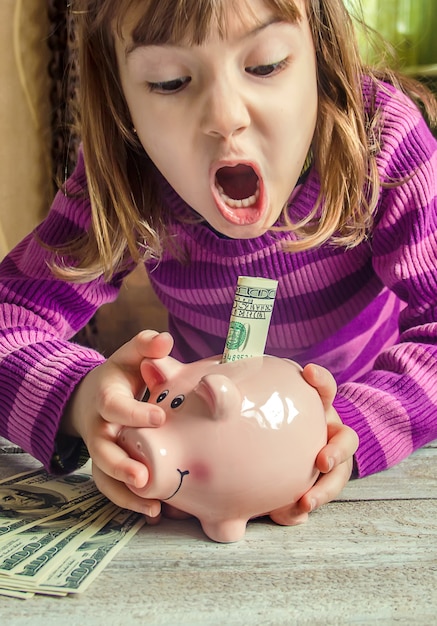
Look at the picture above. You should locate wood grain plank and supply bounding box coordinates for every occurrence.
[0,438,435,623]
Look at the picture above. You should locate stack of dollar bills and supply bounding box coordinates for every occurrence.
[0,461,145,599]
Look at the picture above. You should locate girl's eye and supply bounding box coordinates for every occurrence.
[246,59,288,77]
[147,76,191,93]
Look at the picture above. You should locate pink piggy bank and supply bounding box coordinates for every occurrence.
[119,355,327,543]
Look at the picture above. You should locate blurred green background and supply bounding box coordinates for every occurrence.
[346,0,437,73]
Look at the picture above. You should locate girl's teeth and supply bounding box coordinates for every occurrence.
[217,181,260,208]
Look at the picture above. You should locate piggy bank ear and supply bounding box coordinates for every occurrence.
[194,374,241,421]
[140,356,184,392]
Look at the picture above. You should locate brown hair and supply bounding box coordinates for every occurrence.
[59,0,437,281]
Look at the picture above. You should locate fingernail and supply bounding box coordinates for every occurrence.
[150,410,164,426]
[125,474,137,487]
[327,457,334,472]
[145,504,160,518]
[310,499,317,512]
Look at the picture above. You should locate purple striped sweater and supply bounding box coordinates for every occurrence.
[0,81,436,478]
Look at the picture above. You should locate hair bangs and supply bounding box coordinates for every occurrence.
[110,0,302,48]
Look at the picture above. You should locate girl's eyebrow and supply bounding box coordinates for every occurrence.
[124,16,286,58]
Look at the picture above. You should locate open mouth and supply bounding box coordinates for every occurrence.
[212,163,264,225]
[215,164,260,208]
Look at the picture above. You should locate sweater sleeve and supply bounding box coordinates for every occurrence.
[334,86,437,477]
[0,150,126,472]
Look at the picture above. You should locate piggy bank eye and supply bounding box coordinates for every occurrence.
[156,390,169,403]
[170,394,185,409]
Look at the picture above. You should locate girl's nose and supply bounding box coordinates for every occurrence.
[200,81,250,139]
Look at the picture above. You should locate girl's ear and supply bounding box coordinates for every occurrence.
[140,356,184,392]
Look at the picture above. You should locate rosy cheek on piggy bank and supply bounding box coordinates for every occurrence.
[187,461,212,484]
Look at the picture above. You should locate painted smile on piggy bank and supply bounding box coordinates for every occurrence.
[162,468,190,501]
[118,355,327,543]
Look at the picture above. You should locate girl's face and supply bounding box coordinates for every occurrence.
[115,0,318,239]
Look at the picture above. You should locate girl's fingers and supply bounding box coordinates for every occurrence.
[271,460,351,527]
[300,459,353,512]
[94,331,174,427]
[135,330,174,359]
[270,432,356,526]
[302,363,337,408]
[92,463,161,517]
[96,389,166,428]
[112,330,174,368]
[269,504,309,526]
[269,364,357,528]
[89,436,149,489]
[316,422,359,473]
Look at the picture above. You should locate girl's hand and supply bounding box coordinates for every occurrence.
[269,363,359,526]
[61,330,174,518]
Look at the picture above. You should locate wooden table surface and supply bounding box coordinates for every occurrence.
[0,438,435,625]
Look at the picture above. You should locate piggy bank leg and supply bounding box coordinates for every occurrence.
[201,518,248,543]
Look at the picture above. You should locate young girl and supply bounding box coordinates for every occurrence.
[1,0,436,526]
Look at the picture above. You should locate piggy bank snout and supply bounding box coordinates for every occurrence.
[118,427,180,499]
[118,427,155,467]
